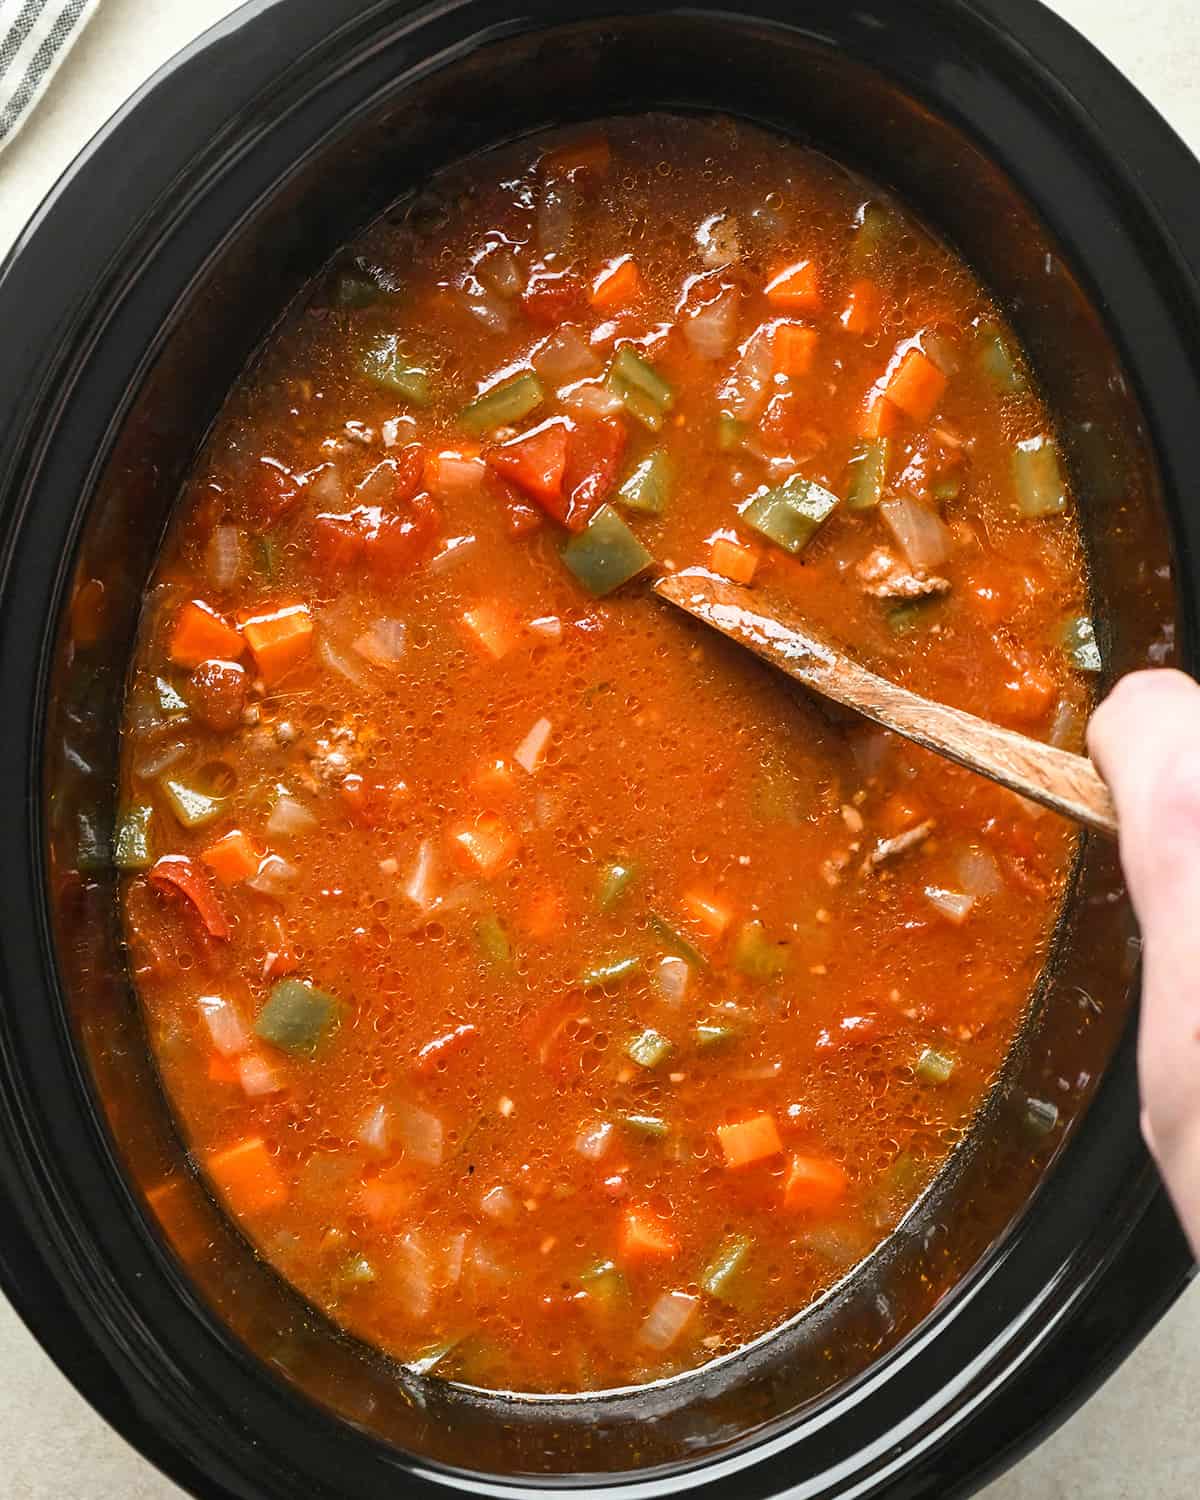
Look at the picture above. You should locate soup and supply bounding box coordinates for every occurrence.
[118,115,1091,1394]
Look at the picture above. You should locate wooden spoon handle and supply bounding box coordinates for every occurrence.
[653,571,1117,837]
[823,654,1118,836]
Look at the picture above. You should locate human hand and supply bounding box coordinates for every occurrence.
[1089,668,1200,1253]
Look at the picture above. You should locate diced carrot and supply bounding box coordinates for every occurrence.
[840,279,884,336]
[473,757,518,803]
[523,886,566,941]
[765,260,822,312]
[680,890,734,940]
[542,134,612,179]
[717,1113,784,1170]
[783,1154,849,1213]
[359,1171,409,1223]
[884,346,948,423]
[618,1206,679,1262]
[772,322,819,377]
[996,662,1057,723]
[208,1052,240,1085]
[241,604,313,685]
[462,601,518,660]
[207,1137,288,1216]
[415,1023,478,1076]
[451,814,521,879]
[169,600,243,668]
[708,537,759,585]
[590,256,643,311]
[200,829,261,885]
[486,419,570,513]
[858,393,900,438]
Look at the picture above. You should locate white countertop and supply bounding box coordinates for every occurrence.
[2,1,1197,1495]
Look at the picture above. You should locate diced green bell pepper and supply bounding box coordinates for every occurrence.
[581,955,640,989]
[255,979,340,1054]
[1012,435,1068,517]
[849,201,892,267]
[616,451,671,516]
[561,504,653,596]
[743,475,840,554]
[977,323,1028,395]
[1060,615,1101,673]
[717,411,749,452]
[732,920,789,980]
[460,372,544,434]
[700,1233,754,1300]
[361,333,431,406]
[161,777,224,829]
[114,804,154,871]
[626,1028,672,1069]
[596,859,638,912]
[606,347,674,432]
[580,1259,630,1312]
[845,438,889,511]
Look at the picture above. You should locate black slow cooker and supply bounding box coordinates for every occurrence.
[0,1,1196,1496]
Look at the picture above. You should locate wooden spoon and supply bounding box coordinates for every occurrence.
[654,570,1117,837]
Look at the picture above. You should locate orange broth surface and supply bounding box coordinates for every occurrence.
[119,115,1091,1393]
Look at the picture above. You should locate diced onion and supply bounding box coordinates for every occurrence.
[684,287,738,360]
[527,615,563,643]
[267,792,317,838]
[318,633,370,687]
[574,1121,614,1161]
[537,179,576,259]
[655,956,690,1007]
[924,885,975,924]
[403,839,439,911]
[639,1291,698,1351]
[532,324,599,383]
[955,846,1002,899]
[514,717,552,774]
[880,496,950,571]
[198,994,247,1057]
[460,282,512,333]
[479,246,522,298]
[206,525,243,592]
[357,1103,390,1154]
[353,617,407,667]
[246,854,299,898]
[443,1231,468,1286]
[428,534,478,573]
[238,1053,283,1097]
[395,1102,444,1167]
[720,327,774,422]
[480,1184,519,1224]
[395,1232,434,1320]
[427,453,486,502]
[560,379,624,419]
[134,738,188,780]
[305,462,346,508]
[533,789,562,830]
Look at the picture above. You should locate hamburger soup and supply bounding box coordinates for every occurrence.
[118,115,1094,1393]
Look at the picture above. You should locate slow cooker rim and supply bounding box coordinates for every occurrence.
[0,1,1196,1497]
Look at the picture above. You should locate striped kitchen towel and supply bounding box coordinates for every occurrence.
[0,0,99,153]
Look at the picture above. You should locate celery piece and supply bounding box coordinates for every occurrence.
[616,451,671,516]
[620,1113,669,1139]
[460,372,544,434]
[114,804,154,871]
[581,955,640,989]
[916,1046,955,1084]
[596,859,638,912]
[606,347,674,432]
[648,909,709,971]
[160,777,223,829]
[717,411,749,452]
[361,332,431,406]
[476,914,512,967]
[255,979,340,1054]
[561,504,652,596]
[977,323,1028,395]
[743,475,840,554]
[1012,435,1067,517]
[580,1259,630,1312]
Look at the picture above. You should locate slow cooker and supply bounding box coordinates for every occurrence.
[0,1,1196,1496]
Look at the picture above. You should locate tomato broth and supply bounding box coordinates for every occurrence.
[119,115,1091,1393]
